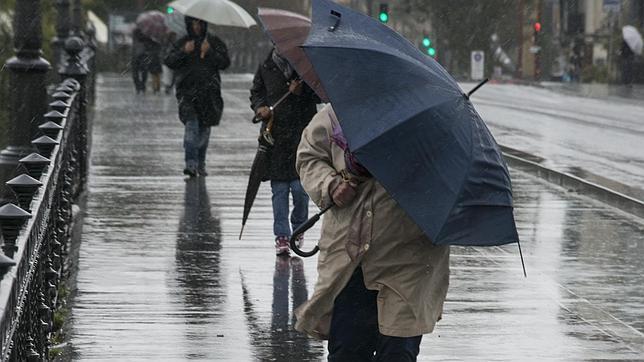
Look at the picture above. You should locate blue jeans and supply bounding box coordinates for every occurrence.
[270,180,309,238]
[184,119,211,171]
[328,268,422,362]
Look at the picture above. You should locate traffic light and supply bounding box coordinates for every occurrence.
[421,34,436,58]
[533,22,542,33]
[166,6,175,14]
[378,3,389,23]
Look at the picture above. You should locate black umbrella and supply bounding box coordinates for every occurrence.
[240,91,293,239]
[290,0,524,278]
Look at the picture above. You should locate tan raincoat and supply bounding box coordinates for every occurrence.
[294,104,450,339]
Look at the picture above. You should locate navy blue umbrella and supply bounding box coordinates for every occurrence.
[300,0,519,251]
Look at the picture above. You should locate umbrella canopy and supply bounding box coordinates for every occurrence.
[168,0,256,28]
[257,8,329,102]
[165,11,216,37]
[302,0,518,247]
[136,10,168,43]
[622,25,643,55]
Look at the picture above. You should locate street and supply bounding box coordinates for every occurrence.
[465,81,644,200]
[67,74,644,361]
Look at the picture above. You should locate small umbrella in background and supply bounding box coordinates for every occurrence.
[622,25,643,55]
[135,10,168,43]
[168,0,257,28]
[293,0,523,273]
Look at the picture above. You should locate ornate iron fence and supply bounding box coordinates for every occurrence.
[0,72,89,360]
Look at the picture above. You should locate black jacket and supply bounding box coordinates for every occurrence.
[164,18,230,126]
[250,52,320,181]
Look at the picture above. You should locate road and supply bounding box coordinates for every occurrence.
[67,74,644,361]
[464,81,644,201]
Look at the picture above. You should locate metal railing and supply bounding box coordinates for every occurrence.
[0,73,88,360]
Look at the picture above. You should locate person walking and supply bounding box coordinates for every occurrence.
[164,16,230,177]
[294,105,450,361]
[131,28,149,94]
[250,48,320,255]
[620,39,635,86]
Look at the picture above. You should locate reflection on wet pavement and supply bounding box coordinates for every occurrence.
[69,74,644,361]
[241,256,323,361]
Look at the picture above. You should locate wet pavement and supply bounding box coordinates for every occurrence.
[68,74,644,361]
[462,81,644,202]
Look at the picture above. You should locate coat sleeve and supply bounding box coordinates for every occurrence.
[164,39,189,70]
[203,36,231,71]
[249,64,268,112]
[296,110,343,208]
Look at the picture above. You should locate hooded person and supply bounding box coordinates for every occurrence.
[164,16,231,177]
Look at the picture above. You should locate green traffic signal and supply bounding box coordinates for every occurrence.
[167,6,175,14]
[378,3,389,23]
[428,47,436,57]
[422,37,431,47]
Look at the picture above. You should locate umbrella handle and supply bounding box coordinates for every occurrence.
[289,204,334,257]
[251,89,294,123]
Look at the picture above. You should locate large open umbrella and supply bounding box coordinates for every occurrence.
[168,0,256,28]
[294,0,520,262]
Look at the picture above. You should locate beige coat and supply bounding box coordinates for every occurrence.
[294,104,450,339]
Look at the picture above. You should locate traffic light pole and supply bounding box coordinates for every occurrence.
[534,0,542,80]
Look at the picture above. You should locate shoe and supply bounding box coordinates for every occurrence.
[295,234,304,249]
[198,167,208,176]
[275,236,290,256]
[183,168,197,177]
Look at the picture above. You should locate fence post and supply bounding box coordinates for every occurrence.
[0,0,51,166]
[52,0,71,72]
[0,0,51,206]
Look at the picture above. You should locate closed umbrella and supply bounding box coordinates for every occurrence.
[294,0,522,269]
[622,25,643,55]
[168,0,256,28]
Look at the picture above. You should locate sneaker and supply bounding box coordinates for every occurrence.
[295,234,304,249]
[183,168,197,177]
[275,236,290,256]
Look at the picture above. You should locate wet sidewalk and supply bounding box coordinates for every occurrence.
[68,74,644,361]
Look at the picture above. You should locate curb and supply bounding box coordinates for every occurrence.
[501,147,644,220]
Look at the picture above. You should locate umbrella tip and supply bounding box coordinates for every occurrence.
[466,78,489,99]
[239,224,245,240]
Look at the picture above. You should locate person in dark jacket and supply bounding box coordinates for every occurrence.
[164,16,230,177]
[132,28,149,94]
[620,40,635,86]
[250,48,320,255]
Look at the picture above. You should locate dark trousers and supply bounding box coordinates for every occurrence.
[132,55,147,92]
[328,268,422,362]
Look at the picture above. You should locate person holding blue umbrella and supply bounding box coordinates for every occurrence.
[293,0,520,360]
